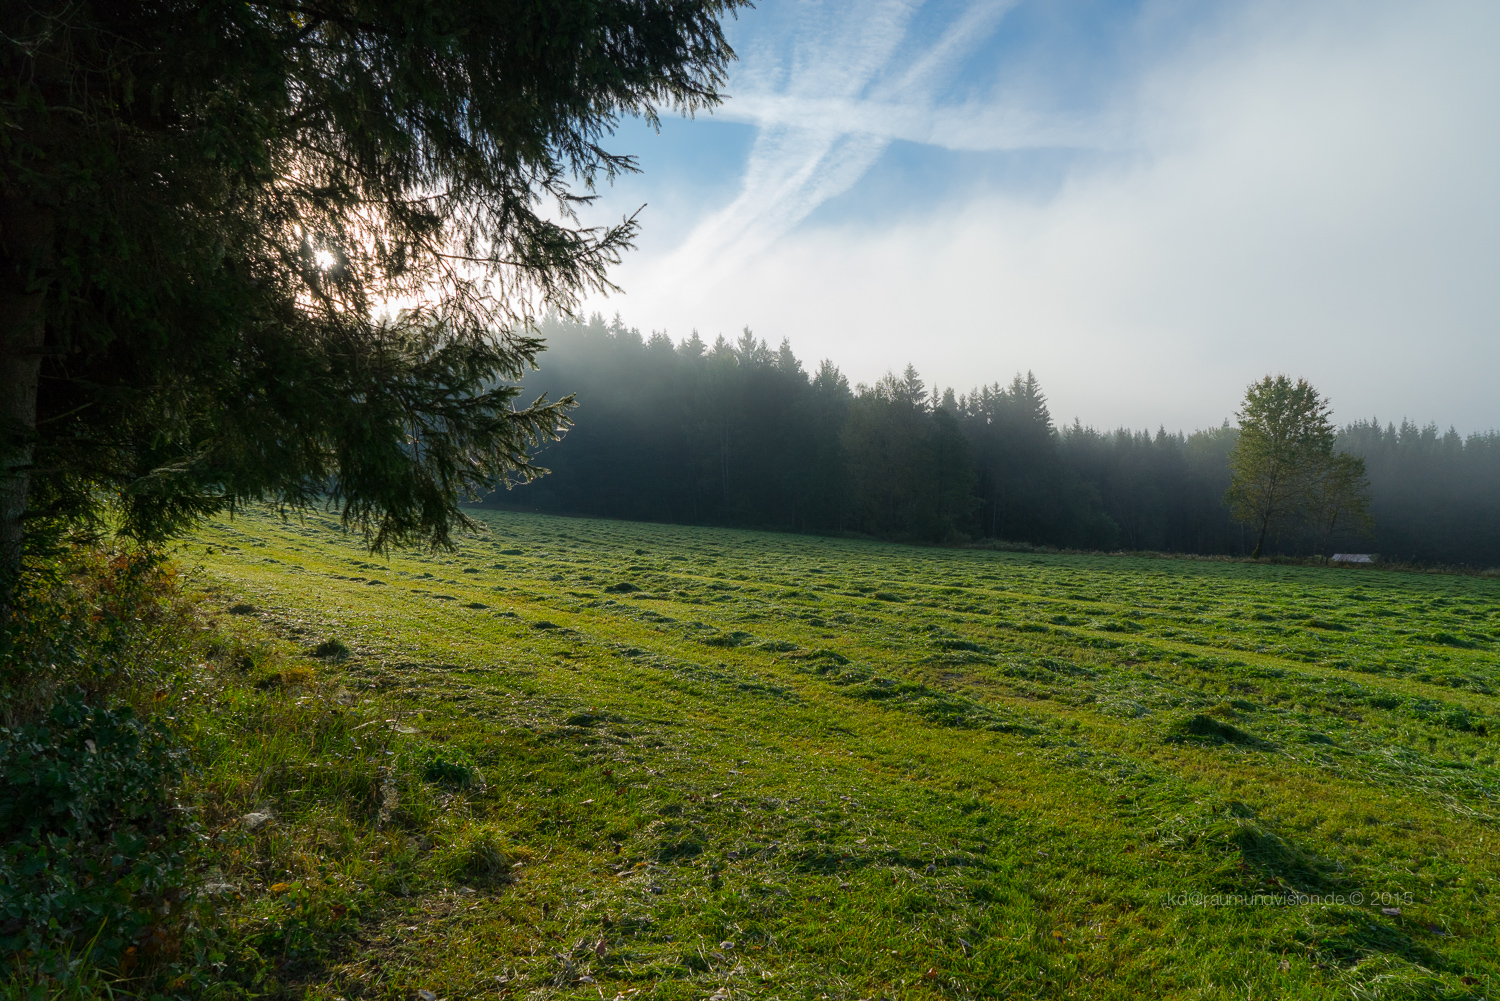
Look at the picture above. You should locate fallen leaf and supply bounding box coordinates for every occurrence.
[417,991,437,1001]
[1381,907,1401,916]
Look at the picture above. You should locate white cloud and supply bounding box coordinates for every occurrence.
[718,92,1101,152]
[597,0,1500,433]
[637,0,1023,296]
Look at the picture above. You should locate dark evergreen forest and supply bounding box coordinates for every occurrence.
[488,314,1500,567]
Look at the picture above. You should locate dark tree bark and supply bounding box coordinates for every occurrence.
[0,198,53,594]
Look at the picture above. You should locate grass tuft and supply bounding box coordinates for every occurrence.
[311,638,350,659]
[426,821,530,885]
[1167,712,1272,748]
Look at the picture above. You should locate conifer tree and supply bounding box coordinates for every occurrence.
[0,0,745,594]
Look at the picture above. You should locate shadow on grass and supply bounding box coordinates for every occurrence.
[1166,713,1274,750]
[1298,907,1453,973]
[1224,819,1340,892]
[800,658,1042,735]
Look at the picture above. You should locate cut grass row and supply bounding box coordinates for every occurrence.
[174,508,1499,999]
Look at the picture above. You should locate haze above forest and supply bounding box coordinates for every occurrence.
[577,0,1500,435]
[505,314,1500,568]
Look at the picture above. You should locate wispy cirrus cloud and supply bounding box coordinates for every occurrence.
[641,0,1026,294]
[719,92,1100,151]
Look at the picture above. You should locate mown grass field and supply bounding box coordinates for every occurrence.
[180,508,1500,1000]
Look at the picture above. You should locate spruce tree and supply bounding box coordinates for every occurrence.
[0,0,745,596]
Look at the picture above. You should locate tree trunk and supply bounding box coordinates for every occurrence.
[1249,466,1281,560]
[1251,513,1270,559]
[0,198,55,596]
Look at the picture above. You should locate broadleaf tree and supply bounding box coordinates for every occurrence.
[1306,451,1375,547]
[1225,375,1371,557]
[0,0,747,598]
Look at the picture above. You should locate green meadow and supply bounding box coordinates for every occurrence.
[178,508,1500,1000]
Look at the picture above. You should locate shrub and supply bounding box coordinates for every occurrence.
[427,823,530,885]
[2,549,194,727]
[311,638,350,660]
[0,695,195,978]
[0,548,208,990]
[411,744,485,790]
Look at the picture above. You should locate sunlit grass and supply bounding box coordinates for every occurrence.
[177,508,1500,999]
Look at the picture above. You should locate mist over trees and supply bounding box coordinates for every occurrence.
[1341,421,1500,566]
[498,313,1500,567]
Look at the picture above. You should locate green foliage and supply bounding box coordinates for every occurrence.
[0,550,209,992]
[0,696,181,844]
[0,697,194,981]
[1308,452,1376,542]
[962,373,1116,548]
[1,0,748,566]
[840,367,979,542]
[426,822,527,885]
[515,316,854,531]
[505,317,1092,544]
[412,743,484,791]
[1061,422,1241,553]
[311,638,350,661]
[1165,711,1269,749]
[1226,375,1373,557]
[1338,420,1500,565]
[0,550,194,730]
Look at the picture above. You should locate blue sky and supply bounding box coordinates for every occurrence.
[574,0,1500,434]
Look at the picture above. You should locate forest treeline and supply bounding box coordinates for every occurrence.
[492,314,1500,567]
